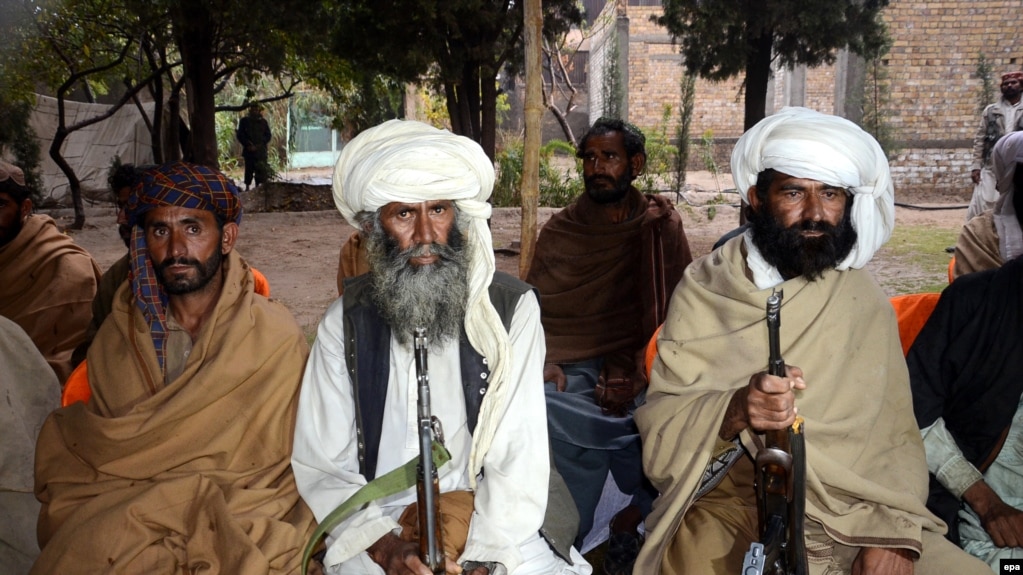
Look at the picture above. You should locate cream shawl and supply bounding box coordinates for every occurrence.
[634,238,944,573]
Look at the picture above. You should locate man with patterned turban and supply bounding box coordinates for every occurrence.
[953,131,1023,278]
[967,71,1023,220]
[292,120,590,575]
[634,108,988,574]
[32,162,315,574]
[0,159,101,383]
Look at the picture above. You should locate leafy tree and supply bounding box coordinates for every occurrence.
[656,0,890,130]
[329,0,582,159]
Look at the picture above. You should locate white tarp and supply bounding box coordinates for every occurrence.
[29,94,154,205]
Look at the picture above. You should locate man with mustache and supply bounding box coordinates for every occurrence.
[32,162,315,574]
[0,159,100,384]
[292,120,590,575]
[635,107,989,574]
[967,71,1023,220]
[525,118,691,573]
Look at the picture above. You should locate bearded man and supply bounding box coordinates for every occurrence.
[967,71,1023,220]
[292,120,590,575]
[634,107,989,575]
[525,118,691,569]
[953,131,1023,278]
[32,162,315,574]
[0,159,100,383]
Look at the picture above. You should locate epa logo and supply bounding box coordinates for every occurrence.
[1002,559,1023,572]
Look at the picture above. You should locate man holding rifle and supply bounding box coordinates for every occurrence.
[634,108,987,574]
[292,120,590,575]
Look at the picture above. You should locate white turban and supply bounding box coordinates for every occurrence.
[731,107,895,288]
[991,131,1023,261]
[332,119,504,483]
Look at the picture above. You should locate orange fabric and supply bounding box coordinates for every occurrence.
[251,266,270,297]
[645,324,663,380]
[61,361,91,407]
[889,293,941,356]
[336,232,370,296]
[948,256,955,284]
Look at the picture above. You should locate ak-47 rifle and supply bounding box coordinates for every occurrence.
[413,328,445,574]
[741,291,809,575]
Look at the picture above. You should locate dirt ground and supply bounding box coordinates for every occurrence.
[53,170,970,337]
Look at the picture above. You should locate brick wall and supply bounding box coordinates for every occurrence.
[612,1,1023,196]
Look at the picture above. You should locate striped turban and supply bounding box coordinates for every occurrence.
[332,119,502,483]
[127,162,242,372]
[731,107,895,287]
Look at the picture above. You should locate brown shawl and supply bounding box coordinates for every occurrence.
[635,238,944,573]
[32,250,316,574]
[954,210,1001,278]
[0,214,100,383]
[526,188,691,366]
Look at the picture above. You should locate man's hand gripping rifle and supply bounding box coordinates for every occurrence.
[414,328,446,574]
[742,291,809,575]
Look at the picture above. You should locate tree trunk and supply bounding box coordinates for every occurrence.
[520,0,542,278]
[480,68,497,160]
[743,27,774,131]
[49,128,85,230]
[463,64,482,142]
[177,0,219,168]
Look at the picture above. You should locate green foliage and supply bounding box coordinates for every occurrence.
[976,53,996,113]
[672,72,697,195]
[861,57,899,161]
[656,0,891,81]
[493,140,582,208]
[0,93,43,199]
[656,0,890,128]
[600,25,624,120]
[636,106,679,194]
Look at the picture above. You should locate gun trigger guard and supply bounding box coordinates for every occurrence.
[430,416,445,445]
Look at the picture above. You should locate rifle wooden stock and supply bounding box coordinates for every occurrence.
[743,291,808,575]
[413,328,445,574]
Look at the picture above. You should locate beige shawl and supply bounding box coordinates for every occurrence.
[635,238,944,573]
[954,210,1002,278]
[32,251,315,574]
[0,214,100,383]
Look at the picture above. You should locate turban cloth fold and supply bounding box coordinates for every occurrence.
[1000,71,1023,83]
[991,131,1023,261]
[731,106,895,280]
[332,119,504,483]
[127,162,242,373]
[0,160,27,187]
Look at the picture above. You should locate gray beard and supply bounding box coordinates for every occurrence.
[363,220,469,347]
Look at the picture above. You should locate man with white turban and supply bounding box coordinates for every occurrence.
[634,107,989,574]
[909,130,1023,570]
[292,119,590,575]
[953,131,1023,278]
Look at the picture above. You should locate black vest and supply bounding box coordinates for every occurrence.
[341,271,528,479]
[340,271,578,561]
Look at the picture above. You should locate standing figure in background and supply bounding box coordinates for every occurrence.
[967,71,1023,220]
[237,102,272,191]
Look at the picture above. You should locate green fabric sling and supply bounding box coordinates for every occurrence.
[301,441,451,575]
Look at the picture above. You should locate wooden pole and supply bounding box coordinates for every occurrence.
[519,0,542,279]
